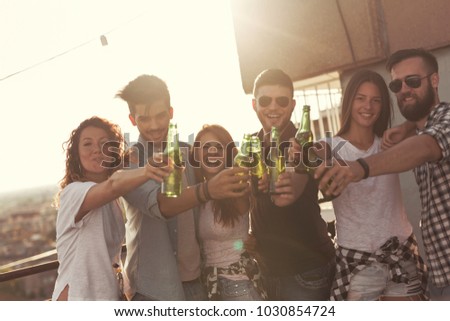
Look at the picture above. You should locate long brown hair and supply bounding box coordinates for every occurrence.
[337,69,392,137]
[55,116,124,205]
[193,124,242,228]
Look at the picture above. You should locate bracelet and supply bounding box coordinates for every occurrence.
[203,181,212,201]
[195,183,206,203]
[356,158,370,179]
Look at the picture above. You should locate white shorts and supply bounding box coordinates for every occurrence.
[347,260,423,300]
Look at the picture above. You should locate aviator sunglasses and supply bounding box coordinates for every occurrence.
[388,74,432,93]
[257,96,290,107]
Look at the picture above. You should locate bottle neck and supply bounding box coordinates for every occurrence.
[300,110,311,132]
[271,128,279,144]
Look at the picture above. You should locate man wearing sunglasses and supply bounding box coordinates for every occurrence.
[315,48,450,300]
[248,69,336,300]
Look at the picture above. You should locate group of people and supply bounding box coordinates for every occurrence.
[51,47,450,301]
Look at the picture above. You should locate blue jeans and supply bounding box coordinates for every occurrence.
[217,277,263,301]
[429,281,450,301]
[131,292,158,301]
[267,260,335,300]
[183,278,208,301]
[131,278,206,301]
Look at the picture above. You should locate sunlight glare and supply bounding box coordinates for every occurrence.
[0,0,260,194]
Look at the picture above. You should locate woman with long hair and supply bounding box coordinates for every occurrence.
[52,116,170,300]
[192,124,267,300]
[291,69,427,300]
[327,70,427,300]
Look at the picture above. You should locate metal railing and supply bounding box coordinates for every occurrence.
[0,245,126,284]
[0,260,59,283]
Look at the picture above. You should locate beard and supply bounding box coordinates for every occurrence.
[397,81,435,122]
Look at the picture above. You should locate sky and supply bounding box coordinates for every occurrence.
[0,0,262,194]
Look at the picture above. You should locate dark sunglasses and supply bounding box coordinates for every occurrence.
[257,96,290,108]
[388,74,432,93]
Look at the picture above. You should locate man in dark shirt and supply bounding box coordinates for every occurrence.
[249,69,335,300]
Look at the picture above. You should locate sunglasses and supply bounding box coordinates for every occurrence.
[388,74,432,93]
[257,96,290,108]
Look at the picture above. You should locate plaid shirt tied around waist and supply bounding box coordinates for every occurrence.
[331,234,427,300]
[201,251,268,300]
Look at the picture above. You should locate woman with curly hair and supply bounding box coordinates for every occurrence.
[52,116,170,301]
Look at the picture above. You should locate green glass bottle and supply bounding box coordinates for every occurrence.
[161,123,183,197]
[250,135,266,195]
[317,131,337,203]
[295,106,337,202]
[294,105,318,174]
[234,134,252,169]
[269,126,285,194]
[234,133,252,181]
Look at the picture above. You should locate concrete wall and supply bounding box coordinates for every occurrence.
[340,46,450,259]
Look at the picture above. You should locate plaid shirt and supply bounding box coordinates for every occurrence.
[415,102,450,287]
[331,234,427,300]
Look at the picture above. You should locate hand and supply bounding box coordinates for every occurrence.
[287,137,302,164]
[257,172,269,193]
[382,127,405,150]
[381,121,415,150]
[207,167,250,200]
[270,170,309,207]
[314,157,364,196]
[144,154,173,183]
[286,138,330,170]
[244,233,268,274]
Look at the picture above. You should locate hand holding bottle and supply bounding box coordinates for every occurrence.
[207,167,251,200]
[270,170,309,207]
[268,126,285,194]
[288,137,338,203]
[162,123,183,197]
[144,153,174,183]
[256,171,269,194]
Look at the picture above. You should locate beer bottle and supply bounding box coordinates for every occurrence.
[250,135,266,195]
[269,126,285,194]
[234,134,252,169]
[295,106,337,202]
[234,133,252,181]
[161,123,183,197]
[317,131,337,203]
[294,105,319,173]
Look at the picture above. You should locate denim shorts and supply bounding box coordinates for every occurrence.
[266,260,335,301]
[347,260,423,300]
[217,277,263,301]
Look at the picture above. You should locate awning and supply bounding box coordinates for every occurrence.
[230,0,450,93]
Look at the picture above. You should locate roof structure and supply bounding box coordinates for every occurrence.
[230,0,450,93]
